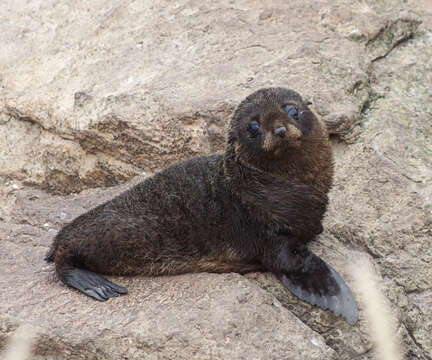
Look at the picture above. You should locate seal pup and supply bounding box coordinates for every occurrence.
[46,87,358,325]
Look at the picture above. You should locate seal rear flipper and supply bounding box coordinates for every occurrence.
[62,268,128,302]
[276,251,358,325]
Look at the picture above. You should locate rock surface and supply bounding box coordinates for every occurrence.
[0,183,336,360]
[1,0,431,359]
[247,2,432,358]
[0,0,421,194]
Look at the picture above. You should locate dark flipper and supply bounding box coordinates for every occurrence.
[62,268,128,301]
[276,251,358,325]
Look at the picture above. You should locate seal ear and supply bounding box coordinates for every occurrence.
[276,251,359,325]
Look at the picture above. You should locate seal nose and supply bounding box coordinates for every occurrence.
[274,126,286,138]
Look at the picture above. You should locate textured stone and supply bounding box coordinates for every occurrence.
[0,0,431,359]
[0,184,335,360]
[0,0,420,194]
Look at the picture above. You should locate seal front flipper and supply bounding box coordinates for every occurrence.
[62,268,128,301]
[277,251,358,325]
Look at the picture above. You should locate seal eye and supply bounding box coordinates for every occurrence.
[285,105,300,120]
[291,248,299,256]
[248,120,260,137]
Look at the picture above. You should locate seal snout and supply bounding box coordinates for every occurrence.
[262,121,302,152]
[274,126,287,138]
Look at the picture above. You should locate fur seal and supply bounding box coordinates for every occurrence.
[46,87,358,325]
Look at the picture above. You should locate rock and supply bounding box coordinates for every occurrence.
[0,184,335,360]
[319,4,432,356]
[0,0,420,194]
[0,0,431,359]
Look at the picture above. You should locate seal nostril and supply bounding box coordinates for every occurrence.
[274,126,286,138]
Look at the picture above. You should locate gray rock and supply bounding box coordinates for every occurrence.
[0,0,420,194]
[0,184,335,360]
[0,0,431,359]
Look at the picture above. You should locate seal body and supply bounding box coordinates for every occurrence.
[48,155,264,278]
[46,88,358,324]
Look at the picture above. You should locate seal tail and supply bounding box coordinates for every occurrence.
[47,245,128,302]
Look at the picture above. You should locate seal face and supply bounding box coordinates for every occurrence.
[45,87,358,325]
[233,88,312,155]
[224,88,333,241]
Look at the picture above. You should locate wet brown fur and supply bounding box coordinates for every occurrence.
[46,87,333,284]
